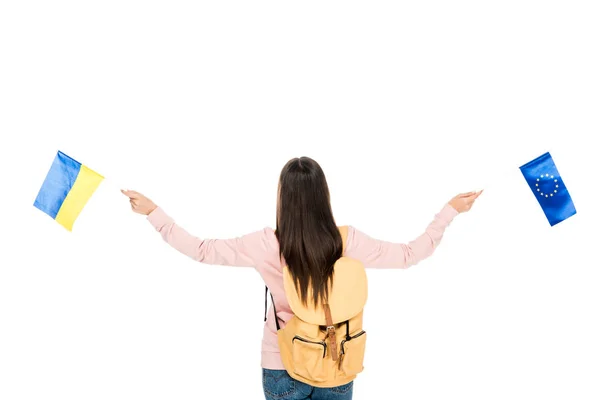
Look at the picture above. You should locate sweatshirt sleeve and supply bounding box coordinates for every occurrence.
[344,203,459,269]
[146,207,272,268]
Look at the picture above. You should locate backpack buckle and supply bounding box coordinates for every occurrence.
[323,305,339,361]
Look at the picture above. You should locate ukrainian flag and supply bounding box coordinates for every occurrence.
[34,151,104,231]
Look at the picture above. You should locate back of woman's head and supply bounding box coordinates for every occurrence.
[275,156,343,307]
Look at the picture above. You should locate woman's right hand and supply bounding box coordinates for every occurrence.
[121,189,158,215]
[448,190,483,213]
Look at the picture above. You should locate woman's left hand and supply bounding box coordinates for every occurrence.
[121,189,157,215]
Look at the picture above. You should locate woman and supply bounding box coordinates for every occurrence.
[122,156,482,400]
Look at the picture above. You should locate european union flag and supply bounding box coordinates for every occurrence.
[519,152,576,226]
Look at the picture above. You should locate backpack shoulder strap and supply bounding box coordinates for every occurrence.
[264,285,283,330]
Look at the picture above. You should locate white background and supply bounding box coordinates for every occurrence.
[1,1,599,399]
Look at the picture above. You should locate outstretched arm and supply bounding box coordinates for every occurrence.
[345,191,482,269]
[122,190,269,267]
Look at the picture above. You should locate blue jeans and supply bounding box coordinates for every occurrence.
[263,369,353,400]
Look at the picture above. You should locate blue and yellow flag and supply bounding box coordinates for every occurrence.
[34,151,104,231]
[520,152,576,226]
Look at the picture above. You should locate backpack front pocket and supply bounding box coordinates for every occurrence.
[291,335,328,382]
[339,330,366,376]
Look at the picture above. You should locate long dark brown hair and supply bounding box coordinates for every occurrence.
[275,157,343,307]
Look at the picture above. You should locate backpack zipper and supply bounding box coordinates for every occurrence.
[340,330,366,355]
[292,336,327,358]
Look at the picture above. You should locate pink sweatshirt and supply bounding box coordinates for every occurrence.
[147,203,459,370]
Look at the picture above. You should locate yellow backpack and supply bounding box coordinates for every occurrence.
[266,226,368,388]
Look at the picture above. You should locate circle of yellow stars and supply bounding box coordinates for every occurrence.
[535,173,559,198]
